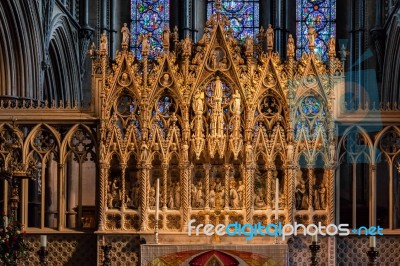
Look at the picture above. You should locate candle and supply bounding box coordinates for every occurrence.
[369,236,376,248]
[275,177,279,222]
[40,235,47,248]
[4,216,8,227]
[312,233,318,243]
[155,178,160,221]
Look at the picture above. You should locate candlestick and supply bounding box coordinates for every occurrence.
[275,177,279,222]
[40,235,47,248]
[369,236,376,248]
[312,233,318,243]
[4,216,8,227]
[155,178,160,244]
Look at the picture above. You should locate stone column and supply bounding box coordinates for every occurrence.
[224,164,230,210]
[58,163,65,230]
[308,167,314,212]
[327,167,335,224]
[67,158,78,228]
[98,163,109,231]
[140,164,150,231]
[121,163,127,210]
[161,163,168,211]
[181,163,191,231]
[286,165,295,224]
[266,167,273,210]
[245,164,254,224]
[370,164,376,226]
[204,164,211,210]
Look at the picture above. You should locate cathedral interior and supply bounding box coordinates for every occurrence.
[1,0,400,265]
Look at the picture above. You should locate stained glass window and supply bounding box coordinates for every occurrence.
[207,0,259,42]
[296,0,336,60]
[131,0,170,58]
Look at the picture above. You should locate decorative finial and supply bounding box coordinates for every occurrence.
[215,0,222,13]
[121,23,131,50]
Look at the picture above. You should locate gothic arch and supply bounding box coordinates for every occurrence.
[44,15,81,104]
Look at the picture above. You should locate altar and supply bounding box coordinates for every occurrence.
[141,244,288,266]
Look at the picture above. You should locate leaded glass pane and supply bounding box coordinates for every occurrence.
[207,0,259,42]
[296,0,336,60]
[131,0,170,59]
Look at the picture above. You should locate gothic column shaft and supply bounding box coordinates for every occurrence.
[162,163,168,210]
[58,163,65,230]
[327,168,335,224]
[308,167,314,212]
[370,165,376,226]
[245,166,254,224]
[204,164,211,210]
[181,163,191,231]
[287,166,294,224]
[98,163,109,231]
[267,169,273,210]
[140,165,150,231]
[224,164,230,210]
[121,164,127,210]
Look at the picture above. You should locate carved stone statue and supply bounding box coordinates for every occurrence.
[210,50,218,69]
[266,24,274,51]
[174,182,181,208]
[214,76,223,101]
[318,184,326,209]
[245,144,253,162]
[182,35,192,56]
[287,34,295,57]
[149,186,156,207]
[139,33,151,55]
[237,180,244,207]
[167,183,175,209]
[162,25,170,50]
[245,35,254,56]
[327,36,336,57]
[140,143,148,162]
[307,25,317,49]
[254,188,266,208]
[121,23,131,47]
[193,91,204,114]
[209,186,216,208]
[100,33,108,54]
[232,90,241,115]
[295,182,307,210]
[229,183,239,209]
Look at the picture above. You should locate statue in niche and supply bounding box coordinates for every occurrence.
[266,24,274,51]
[121,23,131,46]
[193,91,204,114]
[174,182,181,208]
[107,178,121,208]
[229,180,239,209]
[307,25,317,48]
[209,185,216,208]
[210,50,218,69]
[191,184,197,207]
[295,181,308,210]
[130,182,140,208]
[313,169,326,210]
[140,143,149,162]
[254,188,266,208]
[245,144,253,162]
[195,182,204,208]
[237,180,245,207]
[214,77,223,102]
[287,34,295,57]
[232,90,241,115]
[161,73,171,87]
[215,187,224,209]
[219,56,228,69]
[167,183,175,209]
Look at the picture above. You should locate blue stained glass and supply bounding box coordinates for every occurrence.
[301,96,321,116]
[296,0,336,61]
[157,95,175,117]
[207,0,259,42]
[131,0,169,59]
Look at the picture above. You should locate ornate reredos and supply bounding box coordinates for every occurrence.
[94,9,343,232]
